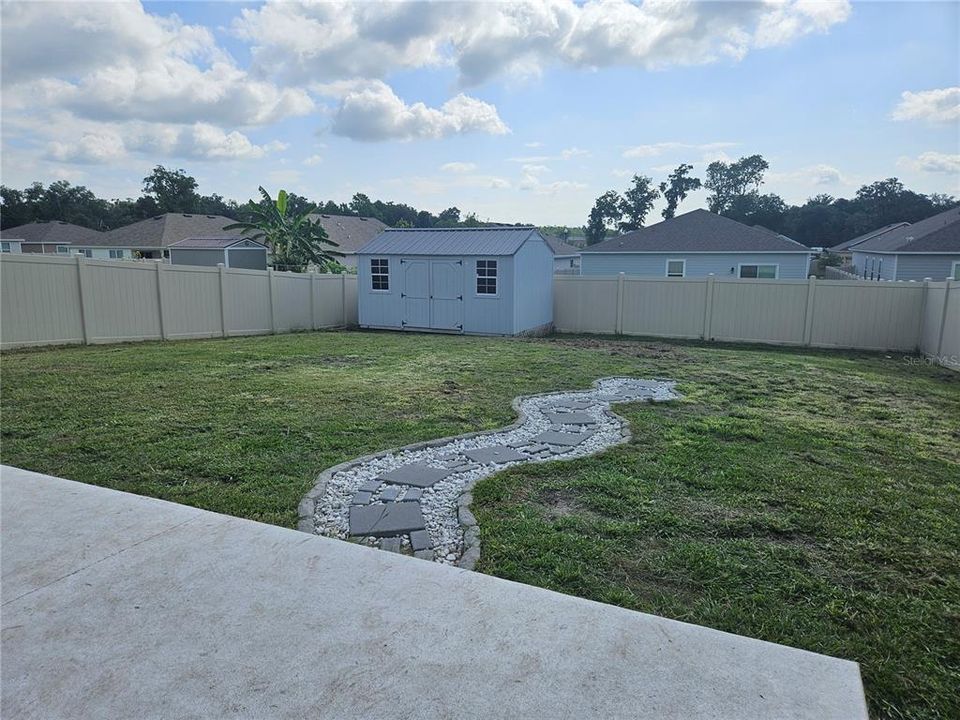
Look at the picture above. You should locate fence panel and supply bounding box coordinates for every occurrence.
[621,278,707,339]
[810,280,923,351]
[162,265,223,339]
[274,273,313,332]
[82,260,162,343]
[0,255,85,347]
[553,276,617,334]
[709,279,808,345]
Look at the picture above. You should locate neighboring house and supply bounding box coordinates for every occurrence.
[0,220,104,255]
[830,222,910,263]
[70,213,238,260]
[544,235,581,274]
[848,207,960,281]
[168,238,268,270]
[356,227,553,336]
[1,239,23,254]
[580,209,813,279]
[308,214,388,269]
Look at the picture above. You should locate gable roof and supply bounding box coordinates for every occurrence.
[358,227,543,256]
[582,209,810,254]
[849,207,960,253]
[169,237,266,250]
[0,221,102,245]
[543,235,581,256]
[308,214,388,254]
[77,213,239,248]
[831,223,910,252]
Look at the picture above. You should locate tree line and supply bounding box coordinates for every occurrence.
[585,155,957,247]
[0,166,491,232]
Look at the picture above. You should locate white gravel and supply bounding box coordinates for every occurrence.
[313,377,679,564]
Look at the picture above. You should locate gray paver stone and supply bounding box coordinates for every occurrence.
[351,491,373,505]
[409,529,432,551]
[464,445,526,464]
[349,502,425,537]
[534,430,596,447]
[380,536,402,553]
[400,488,422,502]
[553,399,594,410]
[358,480,382,493]
[379,486,400,502]
[413,549,434,561]
[543,411,596,425]
[378,463,454,488]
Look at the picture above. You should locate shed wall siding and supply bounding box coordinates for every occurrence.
[891,254,960,281]
[513,236,554,333]
[580,252,810,279]
[170,249,225,267]
[227,249,268,270]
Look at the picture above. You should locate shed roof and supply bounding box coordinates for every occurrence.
[307,214,388,254]
[169,237,266,250]
[358,226,544,256]
[831,223,910,252]
[0,221,102,245]
[848,207,960,253]
[583,209,810,254]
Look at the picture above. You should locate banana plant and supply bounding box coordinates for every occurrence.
[224,187,342,272]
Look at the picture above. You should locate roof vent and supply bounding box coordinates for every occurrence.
[153,216,163,220]
[321,214,330,219]
[904,236,914,241]
[182,214,193,217]
[359,217,367,221]
[206,215,216,219]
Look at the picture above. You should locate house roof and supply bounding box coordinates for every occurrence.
[169,237,266,250]
[543,235,582,256]
[307,214,388,254]
[582,209,810,254]
[848,207,960,254]
[74,213,239,248]
[0,221,102,245]
[357,226,545,256]
[831,223,910,252]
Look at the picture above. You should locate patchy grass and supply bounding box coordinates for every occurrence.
[2,331,958,719]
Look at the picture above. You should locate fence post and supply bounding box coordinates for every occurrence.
[218,263,228,337]
[155,260,168,341]
[936,278,954,357]
[802,275,817,346]
[268,268,277,334]
[702,274,715,340]
[615,272,625,335]
[341,273,348,328]
[310,270,318,330]
[75,255,92,344]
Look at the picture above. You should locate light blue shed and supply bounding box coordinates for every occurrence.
[356,227,554,336]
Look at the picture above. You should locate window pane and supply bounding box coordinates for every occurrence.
[758,265,777,279]
[739,265,758,278]
[667,260,684,277]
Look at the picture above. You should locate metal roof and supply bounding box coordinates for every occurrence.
[848,207,960,253]
[583,210,810,254]
[357,227,543,256]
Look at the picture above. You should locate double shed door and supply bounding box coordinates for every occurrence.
[401,257,464,331]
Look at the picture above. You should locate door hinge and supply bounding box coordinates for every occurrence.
[457,324,463,330]
[457,295,463,301]
[401,320,406,327]
[429,295,433,299]
[400,259,405,264]
[457,260,463,265]
[400,293,405,298]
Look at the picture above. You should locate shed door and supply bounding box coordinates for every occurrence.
[429,260,463,331]
[401,259,430,329]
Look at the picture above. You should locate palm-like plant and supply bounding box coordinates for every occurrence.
[225,187,341,272]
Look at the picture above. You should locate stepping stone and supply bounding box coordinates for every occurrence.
[351,491,373,505]
[380,536,402,553]
[400,488,422,502]
[543,411,596,425]
[349,502,425,537]
[379,486,400,502]
[523,443,550,454]
[413,549,434,561]
[552,399,593,410]
[409,529,432,551]
[532,430,596,447]
[464,445,526,464]
[378,463,454,488]
[358,480,382,493]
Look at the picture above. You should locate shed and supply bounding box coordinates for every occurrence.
[356,227,553,336]
[168,238,268,270]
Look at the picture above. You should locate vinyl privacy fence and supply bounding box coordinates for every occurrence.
[0,254,357,349]
[554,274,959,370]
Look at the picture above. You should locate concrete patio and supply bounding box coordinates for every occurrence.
[1,465,868,719]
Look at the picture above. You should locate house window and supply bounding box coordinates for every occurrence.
[82,249,93,258]
[666,259,685,278]
[739,264,778,279]
[1,242,10,253]
[952,261,960,280]
[370,258,389,291]
[109,249,124,259]
[476,259,498,295]
[56,246,69,254]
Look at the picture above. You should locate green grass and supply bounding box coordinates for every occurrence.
[2,331,958,719]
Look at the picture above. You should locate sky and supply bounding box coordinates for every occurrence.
[1,0,958,226]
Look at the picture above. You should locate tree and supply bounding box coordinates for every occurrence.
[224,187,342,272]
[618,175,660,231]
[349,192,374,217]
[585,190,622,245]
[436,207,461,227]
[704,154,769,214]
[141,166,200,214]
[659,164,701,219]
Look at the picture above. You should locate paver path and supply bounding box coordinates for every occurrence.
[300,377,680,568]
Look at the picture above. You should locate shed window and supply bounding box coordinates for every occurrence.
[1,242,10,253]
[666,259,685,278]
[109,249,124,259]
[739,264,777,279]
[476,260,498,295]
[370,258,389,290]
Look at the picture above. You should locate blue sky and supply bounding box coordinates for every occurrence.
[2,1,958,226]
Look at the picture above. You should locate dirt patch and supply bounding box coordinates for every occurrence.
[539,488,592,521]
[540,337,697,362]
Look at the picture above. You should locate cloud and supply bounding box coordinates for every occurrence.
[47,132,126,164]
[524,141,544,148]
[234,0,851,87]
[519,164,585,195]
[622,141,736,159]
[805,164,844,186]
[898,152,960,175]
[560,147,591,159]
[329,80,509,141]
[303,154,324,166]
[891,87,960,124]
[441,162,478,173]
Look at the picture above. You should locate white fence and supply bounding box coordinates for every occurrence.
[554,274,959,369]
[1,254,357,349]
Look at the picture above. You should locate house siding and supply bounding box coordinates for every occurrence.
[851,252,898,280]
[890,254,960,281]
[580,252,811,279]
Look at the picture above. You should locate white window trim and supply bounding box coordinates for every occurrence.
[475,258,499,297]
[1,242,10,253]
[951,261,960,281]
[737,263,779,279]
[56,245,69,254]
[369,257,391,293]
[109,249,124,259]
[665,258,686,278]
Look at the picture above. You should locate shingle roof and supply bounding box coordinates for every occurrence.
[543,235,582,256]
[0,221,102,245]
[169,237,266,249]
[848,207,960,253]
[357,227,543,256]
[79,213,239,248]
[831,223,910,252]
[582,209,810,254]
[308,214,388,254]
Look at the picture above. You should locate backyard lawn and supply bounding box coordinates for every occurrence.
[2,331,958,719]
